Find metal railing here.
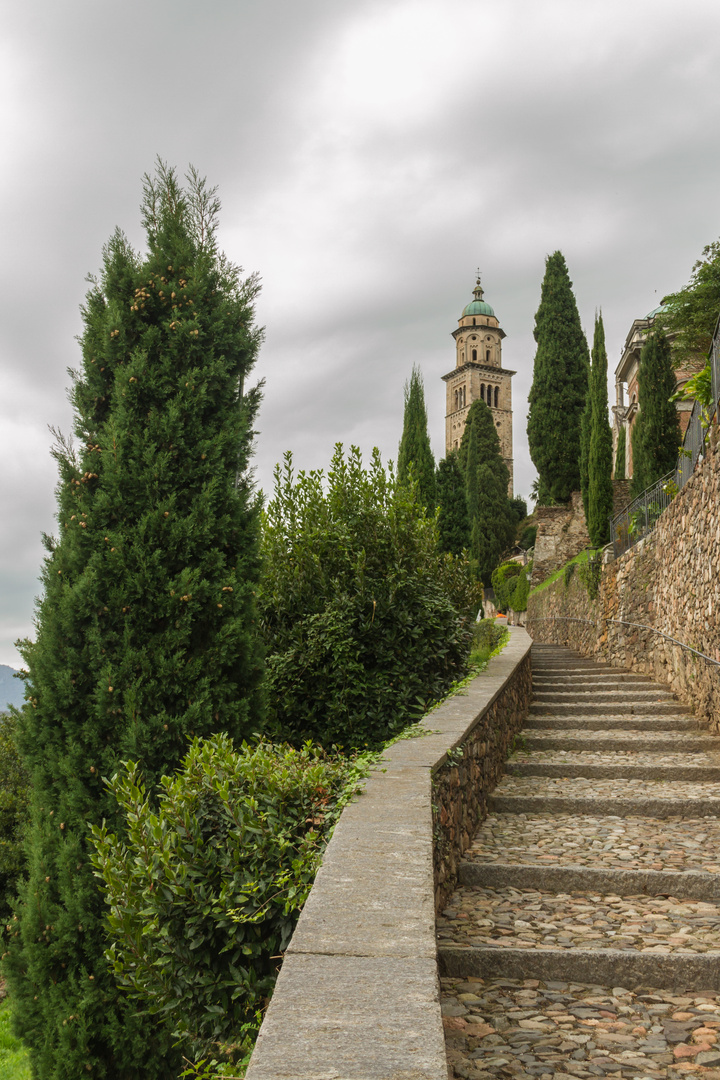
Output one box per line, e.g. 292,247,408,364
610,309,720,557
527,615,720,669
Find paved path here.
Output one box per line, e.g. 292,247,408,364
438,644,720,1080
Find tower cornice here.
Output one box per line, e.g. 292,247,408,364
442,361,516,382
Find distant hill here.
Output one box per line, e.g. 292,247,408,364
0,664,25,712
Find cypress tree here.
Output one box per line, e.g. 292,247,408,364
435,453,469,555
527,252,590,502
579,391,591,521
459,399,514,581
6,163,265,1079
587,313,614,547
630,329,679,497
397,364,436,510
615,425,626,480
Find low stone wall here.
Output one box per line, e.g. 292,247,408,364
245,628,532,1080
527,439,720,731
532,491,590,585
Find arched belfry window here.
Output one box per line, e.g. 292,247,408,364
472,348,477,362
454,389,459,410
494,385,499,407
486,349,491,364
480,383,485,402
472,318,476,326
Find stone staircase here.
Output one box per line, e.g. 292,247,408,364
438,644,720,1079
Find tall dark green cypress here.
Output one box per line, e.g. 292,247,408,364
527,252,590,502
587,313,614,547
459,399,514,581
6,164,265,1079
397,364,436,511
615,425,626,480
435,453,469,556
579,391,591,521
630,329,680,497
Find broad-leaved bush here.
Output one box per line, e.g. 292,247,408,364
260,445,482,748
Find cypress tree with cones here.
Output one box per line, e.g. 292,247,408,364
630,329,680,497
615,424,626,480
397,364,436,511
586,313,614,547
5,163,265,1080
527,252,590,502
435,452,469,556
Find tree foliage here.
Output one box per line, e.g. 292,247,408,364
435,453,469,556
615,425,626,480
5,162,264,1080
0,714,29,923
490,562,522,614
659,240,720,368
90,734,368,1072
397,365,436,511
509,570,530,613
630,330,680,497
259,445,482,750
527,252,590,502
459,400,514,581
586,314,614,547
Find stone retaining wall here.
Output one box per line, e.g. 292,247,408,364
245,629,533,1080
532,491,590,585
527,438,720,731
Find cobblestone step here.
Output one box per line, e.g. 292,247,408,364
458,863,720,902
530,701,692,715
533,691,677,704
489,776,720,817
518,731,717,751
526,715,699,730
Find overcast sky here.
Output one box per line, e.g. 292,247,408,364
1,0,719,667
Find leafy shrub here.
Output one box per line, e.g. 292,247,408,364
471,619,506,655
490,561,523,613
509,571,530,613
260,445,482,749
519,524,537,550
89,734,371,1070
0,714,30,923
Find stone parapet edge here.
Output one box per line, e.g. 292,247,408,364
245,627,532,1080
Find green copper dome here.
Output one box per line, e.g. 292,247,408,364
462,278,495,318
646,303,668,319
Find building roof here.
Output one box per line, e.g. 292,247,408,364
462,278,495,319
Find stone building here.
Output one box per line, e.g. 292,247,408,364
442,277,515,495
612,304,697,480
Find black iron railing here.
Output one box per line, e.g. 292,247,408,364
610,309,720,557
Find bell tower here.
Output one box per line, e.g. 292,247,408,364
442,276,515,495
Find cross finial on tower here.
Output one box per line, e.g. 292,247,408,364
473,271,484,301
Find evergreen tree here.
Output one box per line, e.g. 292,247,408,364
615,425,626,480
435,453,469,555
527,252,590,502
579,391,591,521
6,163,264,1080
658,239,720,368
459,400,514,581
587,313,614,547
630,329,680,497
397,364,436,510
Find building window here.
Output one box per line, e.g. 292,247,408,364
486,349,491,363
472,348,477,362
494,385,499,407
472,318,476,325
480,383,485,402
454,389,459,410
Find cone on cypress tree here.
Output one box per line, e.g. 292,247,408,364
435,452,469,555
615,425,626,480
5,163,265,1080
587,313,615,547
398,364,436,510
527,252,590,502
630,329,679,497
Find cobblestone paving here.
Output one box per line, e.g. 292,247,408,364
442,976,720,1079
496,777,720,800
438,888,720,953
439,645,720,1079
465,815,720,873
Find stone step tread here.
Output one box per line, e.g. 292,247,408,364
534,689,676,699
463,812,720,875
440,976,720,1080
513,750,720,764
526,715,700,730
530,702,692,715
437,885,720,956
520,729,716,745
494,776,720,801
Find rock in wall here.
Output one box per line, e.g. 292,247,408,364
532,491,590,585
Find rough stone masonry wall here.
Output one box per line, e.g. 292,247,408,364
527,437,720,731
532,490,590,584
245,629,532,1080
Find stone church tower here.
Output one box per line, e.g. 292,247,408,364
442,277,515,495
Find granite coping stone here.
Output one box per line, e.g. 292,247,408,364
245,628,532,1080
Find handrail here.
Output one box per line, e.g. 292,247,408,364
526,614,720,668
